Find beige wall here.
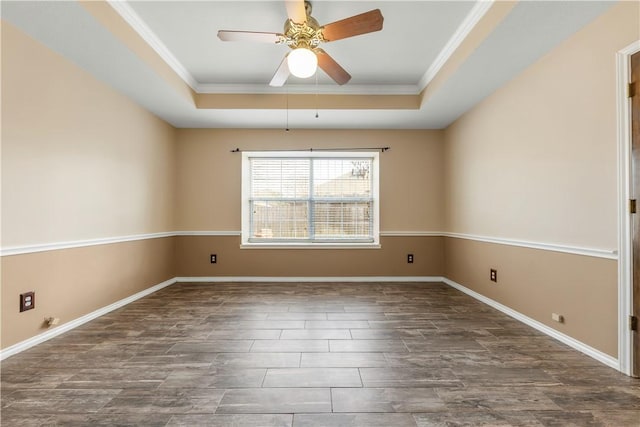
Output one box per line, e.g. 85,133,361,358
175,128,445,233
443,2,639,357
1,22,177,349
444,1,638,249
1,21,176,248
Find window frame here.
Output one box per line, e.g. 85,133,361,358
241,151,380,249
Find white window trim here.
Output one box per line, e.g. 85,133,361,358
241,151,380,249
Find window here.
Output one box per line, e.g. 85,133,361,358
241,151,379,247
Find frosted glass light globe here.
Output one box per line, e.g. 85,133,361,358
288,48,318,78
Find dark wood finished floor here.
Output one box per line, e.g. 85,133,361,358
2,282,639,426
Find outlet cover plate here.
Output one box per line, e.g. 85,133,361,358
20,291,35,312
490,269,497,282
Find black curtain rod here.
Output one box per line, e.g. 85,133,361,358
231,147,390,153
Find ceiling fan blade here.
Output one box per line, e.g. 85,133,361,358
269,54,291,87
285,0,307,24
316,49,351,85
217,30,283,43
321,9,383,42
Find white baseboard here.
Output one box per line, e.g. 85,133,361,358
0,277,177,361
175,276,443,283
1,275,620,373
441,277,619,370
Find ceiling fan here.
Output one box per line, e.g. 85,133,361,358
217,0,384,87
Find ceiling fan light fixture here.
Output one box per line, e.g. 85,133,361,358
287,48,317,78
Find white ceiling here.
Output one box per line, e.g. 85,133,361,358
2,1,615,129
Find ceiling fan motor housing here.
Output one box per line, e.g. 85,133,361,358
283,12,324,49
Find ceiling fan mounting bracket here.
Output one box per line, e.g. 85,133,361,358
282,18,325,49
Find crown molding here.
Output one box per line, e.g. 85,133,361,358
418,0,494,91
106,0,199,91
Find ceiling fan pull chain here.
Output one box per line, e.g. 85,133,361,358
315,71,319,119
285,85,290,131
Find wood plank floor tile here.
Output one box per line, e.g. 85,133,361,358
327,313,388,321
359,367,461,388
1,389,121,413
0,413,174,427
251,340,329,353
168,340,254,353
121,353,216,369
332,388,445,412
262,368,362,387
368,320,437,329
267,313,328,320
435,386,563,411
160,368,266,388
166,414,293,427
301,352,388,368
281,329,351,340
592,410,640,426
451,366,562,386
541,386,640,411
1,372,75,390
211,352,301,368
349,328,423,340
305,320,370,329
288,305,346,313
57,367,171,389
293,413,418,427
99,388,226,414
206,320,305,330
216,388,331,413
413,411,544,426
206,329,282,340
403,337,487,352
329,339,408,352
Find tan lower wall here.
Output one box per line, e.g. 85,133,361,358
444,237,618,357
1,237,175,350
175,236,444,278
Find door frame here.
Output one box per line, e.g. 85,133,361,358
617,40,640,376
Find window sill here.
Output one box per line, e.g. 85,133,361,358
240,243,381,250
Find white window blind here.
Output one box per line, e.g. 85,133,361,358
242,152,379,246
